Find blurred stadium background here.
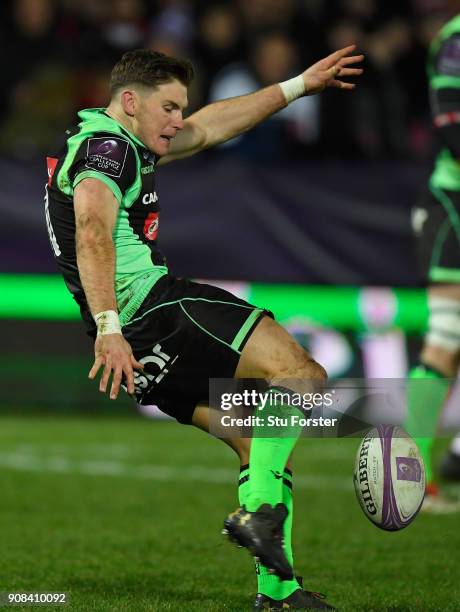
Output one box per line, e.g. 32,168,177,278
2,0,459,417
1,1,460,610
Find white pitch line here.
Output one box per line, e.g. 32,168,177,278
13,443,133,457
0,452,352,491
12,442,355,460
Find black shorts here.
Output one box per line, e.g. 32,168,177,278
122,275,272,424
414,185,460,284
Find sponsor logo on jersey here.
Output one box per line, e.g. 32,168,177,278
141,164,155,175
46,156,58,186
142,191,158,205
85,137,129,178
143,212,159,241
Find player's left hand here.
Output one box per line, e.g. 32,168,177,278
302,44,364,95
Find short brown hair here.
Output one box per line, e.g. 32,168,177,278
110,49,194,95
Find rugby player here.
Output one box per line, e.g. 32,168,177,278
45,46,363,610
405,13,460,513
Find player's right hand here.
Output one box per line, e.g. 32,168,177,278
88,334,144,400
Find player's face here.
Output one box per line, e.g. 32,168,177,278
135,80,188,155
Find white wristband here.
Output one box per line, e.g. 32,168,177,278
279,75,305,104
94,310,122,335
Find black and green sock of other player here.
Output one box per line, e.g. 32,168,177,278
404,364,451,483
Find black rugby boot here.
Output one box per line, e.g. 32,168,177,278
223,503,293,581
254,576,337,611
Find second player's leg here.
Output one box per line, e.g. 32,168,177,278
405,283,460,511
192,403,251,466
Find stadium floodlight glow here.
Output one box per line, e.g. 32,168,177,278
0,274,428,331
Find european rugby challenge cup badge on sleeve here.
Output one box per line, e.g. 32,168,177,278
85,137,129,178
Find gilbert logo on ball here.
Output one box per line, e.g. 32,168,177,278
353,425,425,531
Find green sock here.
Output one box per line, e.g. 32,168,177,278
404,364,450,483
245,387,304,512
238,465,299,600
277,468,299,599
282,468,294,567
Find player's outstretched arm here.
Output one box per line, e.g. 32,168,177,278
159,45,363,164
75,178,143,399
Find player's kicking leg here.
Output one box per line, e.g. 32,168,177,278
193,406,336,611
193,316,336,610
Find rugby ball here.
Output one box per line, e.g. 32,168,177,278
353,425,425,531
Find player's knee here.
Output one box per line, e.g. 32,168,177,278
270,347,327,382
307,359,328,382
293,353,328,381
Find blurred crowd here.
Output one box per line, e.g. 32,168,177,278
0,0,457,161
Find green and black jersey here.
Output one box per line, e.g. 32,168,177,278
428,15,460,191
414,16,460,283
45,108,168,333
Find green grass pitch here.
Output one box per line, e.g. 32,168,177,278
0,414,458,611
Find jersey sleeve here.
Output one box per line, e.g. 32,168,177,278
431,34,460,158
70,133,137,203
